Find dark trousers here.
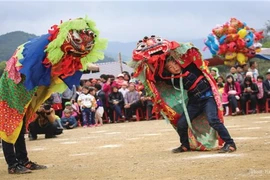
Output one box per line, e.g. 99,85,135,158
228,95,238,113
110,104,123,122
125,101,143,120
2,118,28,167
144,100,153,119
82,108,95,126
240,94,257,113
28,120,63,138
177,97,234,149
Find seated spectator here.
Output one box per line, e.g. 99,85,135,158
242,63,249,77
28,104,63,140
246,72,256,83
240,76,259,114
224,75,241,116
218,83,229,116
256,76,265,112
119,82,129,98
141,90,154,120
61,109,77,129
62,102,80,120
210,67,220,82
124,83,142,120
263,69,270,98
248,61,259,82
108,86,124,123
217,76,225,86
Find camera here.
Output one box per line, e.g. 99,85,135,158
43,104,51,110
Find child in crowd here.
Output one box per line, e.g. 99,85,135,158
119,82,129,98
257,76,265,112
78,86,97,127
95,98,104,126
61,109,77,129
218,83,229,116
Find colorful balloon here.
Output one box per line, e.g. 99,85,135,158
205,34,219,55
236,53,246,65
227,42,237,52
254,31,264,41
245,33,254,47
219,35,227,44
236,39,246,49
218,44,227,55
225,52,237,60
237,28,247,39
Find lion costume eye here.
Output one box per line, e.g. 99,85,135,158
72,30,82,43
137,43,146,50
155,37,163,42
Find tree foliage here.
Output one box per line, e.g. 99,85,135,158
0,61,6,77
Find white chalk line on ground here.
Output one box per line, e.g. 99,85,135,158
183,153,243,160
259,116,270,119
252,121,269,124
138,133,161,136
60,141,78,145
237,127,261,130
98,144,123,148
91,130,107,134
52,138,70,142
104,132,122,135
234,137,259,140
80,136,97,139
126,137,142,141
69,152,95,157
29,147,45,151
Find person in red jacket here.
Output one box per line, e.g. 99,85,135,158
224,75,242,116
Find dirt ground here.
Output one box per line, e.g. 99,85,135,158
1,113,270,180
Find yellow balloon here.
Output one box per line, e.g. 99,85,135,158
237,28,247,39
225,52,237,60
255,48,261,53
236,53,247,65
224,60,236,66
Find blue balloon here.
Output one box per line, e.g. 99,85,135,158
245,32,254,48
205,34,219,55
219,35,227,45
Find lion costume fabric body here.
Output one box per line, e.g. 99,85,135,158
0,17,107,144
130,36,223,150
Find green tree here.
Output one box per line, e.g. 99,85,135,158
263,40,270,48
0,61,6,76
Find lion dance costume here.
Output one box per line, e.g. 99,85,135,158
0,17,107,144
130,36,224,150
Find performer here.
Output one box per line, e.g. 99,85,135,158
130,35,236,153
0,17,107,174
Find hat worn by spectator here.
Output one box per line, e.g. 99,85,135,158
65,102,72,106
266,69,270,75
117,74,124,78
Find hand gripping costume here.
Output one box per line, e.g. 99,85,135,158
130,36,232,150
0,17,107,144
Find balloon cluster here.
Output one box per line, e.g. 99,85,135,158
205,18,264,66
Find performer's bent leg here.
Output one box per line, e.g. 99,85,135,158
15,120,29,163
176,102,201,149
204,97,234,144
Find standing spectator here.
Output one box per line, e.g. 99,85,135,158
115,74,128,89
61,85,76,110
218,83,229,116
240,76,259,114
129,72,138,84
210,67,220,81
248,61,259,82
108,86,125,123
224,75,241,116
124,83,142,120
227,66,241,83
256,76,265,112
123,72,131,82
242,64,249,77
236,65,244,84
263,69,270,98
85,79,92,87
51,92,63,117
95,83,107,121
78,86,97,127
